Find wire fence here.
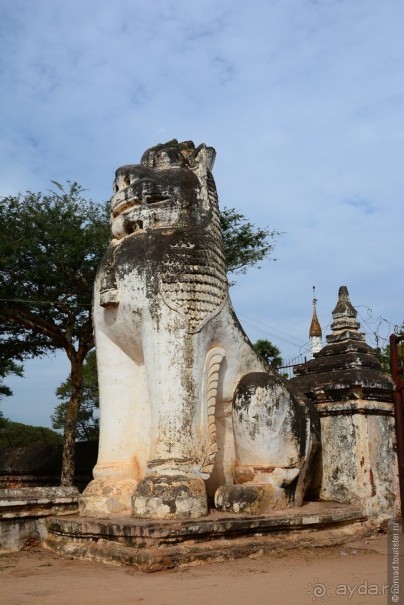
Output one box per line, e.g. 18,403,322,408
279,354,308,378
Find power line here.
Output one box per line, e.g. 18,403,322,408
238,312,305,347
0,298,91,307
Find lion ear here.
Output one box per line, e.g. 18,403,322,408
191,144,216,172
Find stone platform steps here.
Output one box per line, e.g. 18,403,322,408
44,501,369,572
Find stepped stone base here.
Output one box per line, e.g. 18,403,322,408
0,487,79,551
44,501,369,572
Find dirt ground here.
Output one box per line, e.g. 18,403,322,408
0,534,393,605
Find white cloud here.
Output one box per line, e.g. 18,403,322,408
0,0,403,425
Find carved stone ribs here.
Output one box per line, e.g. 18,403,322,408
162,232,227,333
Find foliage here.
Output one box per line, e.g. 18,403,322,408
253,339,283,370
0,182,109,360
220,207,281,277
377,323,404,377
48,202,280,442
0,182,110,483
0,180,279,482
51,350,99,441
0,358,23,400
0,416,62,448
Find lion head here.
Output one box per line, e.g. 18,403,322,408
110,140,216,240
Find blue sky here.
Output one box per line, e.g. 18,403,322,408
1,0,403,428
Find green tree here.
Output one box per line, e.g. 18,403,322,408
51,350,99,441
49,208,280,441
377,323,404,377
0,417,62,448
50,210,280,441
0,182,110,484
1,182,279,484
220,207,281,278
0,358,23,400
253,339,283,371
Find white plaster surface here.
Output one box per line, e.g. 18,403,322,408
81,142,316,518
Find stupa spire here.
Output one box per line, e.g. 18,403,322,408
309,286,322,357
326,285,365,344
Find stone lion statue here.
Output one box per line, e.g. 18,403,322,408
80,140,319,519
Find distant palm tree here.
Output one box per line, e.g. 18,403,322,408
253,339,283,371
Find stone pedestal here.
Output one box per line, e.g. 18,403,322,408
310,401,397,521
0,486,79,551
45,501,368,571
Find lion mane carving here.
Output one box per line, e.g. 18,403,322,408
79,140,319,519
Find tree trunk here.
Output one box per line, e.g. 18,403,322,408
61,355,84,486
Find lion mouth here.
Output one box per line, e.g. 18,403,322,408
112,195,174,218
112,198,141,218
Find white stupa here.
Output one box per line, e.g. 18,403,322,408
309,287,322,357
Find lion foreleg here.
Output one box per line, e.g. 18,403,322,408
132,325,213,519
79,329,149,517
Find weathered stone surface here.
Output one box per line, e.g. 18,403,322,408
0,486,79,551
1,518,47,552
78,479,137,518
0,486,79,518
291,286,398,523
215,483,292,514
45,502,368,571
81,140,319,519
308,405,397,521
133,476,207,519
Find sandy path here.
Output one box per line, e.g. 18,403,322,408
0,535,391,605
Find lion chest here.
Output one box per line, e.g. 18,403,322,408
98,229,227,332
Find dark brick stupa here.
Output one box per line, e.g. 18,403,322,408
292,286,393,403
290,286,398,524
